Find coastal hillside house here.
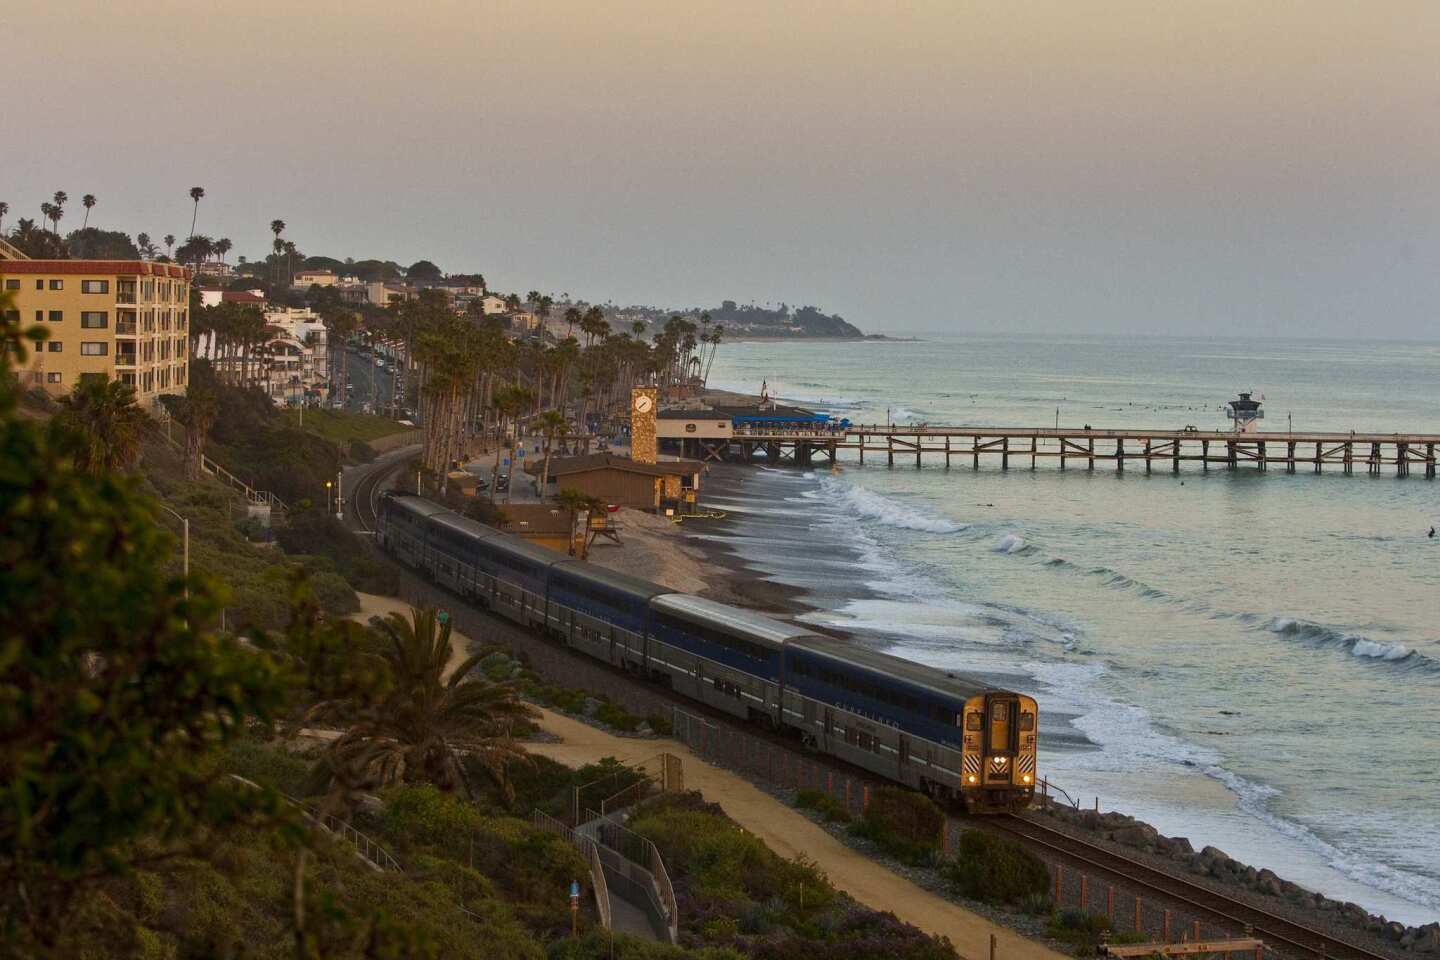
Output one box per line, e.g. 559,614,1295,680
508,310,540,332
365,281,412,306
199,288,267,308
292,269,337,289
1,259,191,407
480,293,509,315
193,260,236,279
194,306,329,406
539,452,704,512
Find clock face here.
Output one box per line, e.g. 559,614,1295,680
634,395,653,413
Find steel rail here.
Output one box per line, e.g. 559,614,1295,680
989,815,1393,960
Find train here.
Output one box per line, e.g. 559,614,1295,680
377,491,1038,813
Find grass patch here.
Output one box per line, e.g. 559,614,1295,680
794,788,852,824
280,407,411,445
1045,909,1147,955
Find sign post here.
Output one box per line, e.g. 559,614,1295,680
570,880,580,936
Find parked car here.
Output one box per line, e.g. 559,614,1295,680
495,474,510,493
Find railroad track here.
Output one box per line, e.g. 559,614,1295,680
349,446,419,532
988,815,1392,960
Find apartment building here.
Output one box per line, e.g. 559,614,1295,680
1,260,191,408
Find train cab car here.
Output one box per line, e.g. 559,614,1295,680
546,560,669,670
377,493,450,567
467,533,562,629
783,636,1037,812
425,510,501,599
647,595,803,723
959,690,1039,813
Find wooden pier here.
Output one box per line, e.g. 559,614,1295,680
711,426,1440,478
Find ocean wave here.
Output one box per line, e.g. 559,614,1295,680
1265,618,1440,674
811,477,964,534
994,533,1032,555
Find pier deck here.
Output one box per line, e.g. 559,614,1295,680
692,425,1440,478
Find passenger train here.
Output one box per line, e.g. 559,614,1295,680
378,492,1038,812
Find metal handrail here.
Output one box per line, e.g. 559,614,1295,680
533,809,611,931
583,809,678,944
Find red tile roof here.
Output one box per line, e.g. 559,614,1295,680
0,259,191,278
221,291,266,303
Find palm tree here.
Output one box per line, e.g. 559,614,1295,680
269,220,285,286
81,194,96,228
187,186,205,237
163,234,175,258
214,237,232,264
556,488,605,558
52,191,67,218
136,233,152,259
321,608,536,799
159,380,218,480
0,201,8,232
58,378,147,475
536,409,567,495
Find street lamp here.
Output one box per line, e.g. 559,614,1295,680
154,502,189,599
325,479,333,514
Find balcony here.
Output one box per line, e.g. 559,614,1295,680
115,320,137,336
116,285,137,305
115,351,137,368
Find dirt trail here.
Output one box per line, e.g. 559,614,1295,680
529,708,1067,960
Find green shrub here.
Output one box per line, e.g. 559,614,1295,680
1047,909,1114,954
795,788,851,823
547,931,745,959
349,438,378,463
219,738,316,798
595,700,641,732
381,783,485,847
646,712,673,736
849,786,943,865
941,829,1050,906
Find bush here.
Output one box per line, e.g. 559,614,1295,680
849,786,943,865
795,788,851,823
1047,909,1114,955
219,738,317,798
275,507,400,595
595,700,641,732
349,438,378,463
647,712,673,736
941,830,1050,906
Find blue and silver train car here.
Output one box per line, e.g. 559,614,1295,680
545,560,668,670
646,594,814,724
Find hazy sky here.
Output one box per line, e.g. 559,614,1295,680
8,1,1439,337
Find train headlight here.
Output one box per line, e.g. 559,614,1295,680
990,756,1006,766
1023,774,1032,784
967,774,978,783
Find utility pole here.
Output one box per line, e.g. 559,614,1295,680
335,470,344,520
154,503,190,600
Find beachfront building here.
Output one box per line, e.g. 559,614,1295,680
657,403,839,459
539,452,704,512
199,288,267,309
192,305,329,406
1,258,190,408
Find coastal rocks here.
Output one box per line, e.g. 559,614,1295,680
1037,800,1439,952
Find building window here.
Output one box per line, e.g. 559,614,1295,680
46,372,62,384
49,279,63,290
80,342,108,356
3,279,17,290
35,279,43,290
48,311,63,322
81,280,110,294
80,312,108,329
47,341,62,352
34,310,43,323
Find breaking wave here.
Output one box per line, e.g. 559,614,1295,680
811,477,964,534
1265,618,1440,674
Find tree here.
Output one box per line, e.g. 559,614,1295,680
52,190,67,221
535,409,567,495
214,236,232,264
135,231,155,259
188,186,205,237
81,193,95,227
320,608,535,800
163,233,175,257
406,259,443,282
159,379,219,480
57,377,148,474
0,201,8,232
555,488,605,557
64,228,140,260
0,286,288,950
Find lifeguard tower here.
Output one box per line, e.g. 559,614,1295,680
1226,392,1264,434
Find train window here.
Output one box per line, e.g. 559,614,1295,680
1020,712,1035,731
965,712,983,731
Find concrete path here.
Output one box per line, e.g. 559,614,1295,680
528,708,1068,960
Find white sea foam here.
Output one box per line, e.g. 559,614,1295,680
809,476,963,534
1351,638,1411,661
994,533,1029,554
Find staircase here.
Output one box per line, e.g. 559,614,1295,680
151,424,289,515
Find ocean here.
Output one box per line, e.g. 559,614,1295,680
700,334,1440,925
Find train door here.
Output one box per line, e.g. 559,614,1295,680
984,696,1016,787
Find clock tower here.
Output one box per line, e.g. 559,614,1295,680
630,387,658,464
